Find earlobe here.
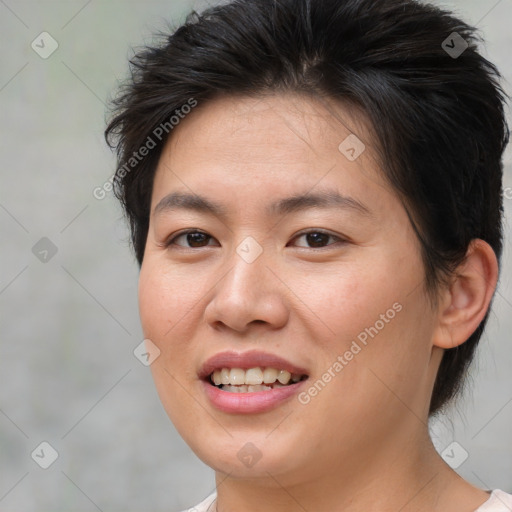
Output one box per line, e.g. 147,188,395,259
433,239,498,350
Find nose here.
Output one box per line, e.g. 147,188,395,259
203,245,289,333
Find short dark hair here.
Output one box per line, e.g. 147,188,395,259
105,0,509,417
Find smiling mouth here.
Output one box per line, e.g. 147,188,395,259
209,367,309,393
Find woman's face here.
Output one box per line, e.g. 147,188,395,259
138,93,441,483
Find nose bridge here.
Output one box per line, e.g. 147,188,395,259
205,235,288,331
224,234,273,300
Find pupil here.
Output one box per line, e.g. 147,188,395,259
307,232,328,247
188,232,208,247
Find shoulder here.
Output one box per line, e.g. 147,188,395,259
176,492,217,512
475,489,512,511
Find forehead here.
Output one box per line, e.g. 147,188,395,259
151,93,393,215
162,93,376,161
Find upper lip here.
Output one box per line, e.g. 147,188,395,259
199,350,309,380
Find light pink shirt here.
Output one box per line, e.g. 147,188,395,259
180,489,512,512
475,490,512,511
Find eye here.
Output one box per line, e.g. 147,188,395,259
166,229,218,248
290,230,345,249
165,229,346,250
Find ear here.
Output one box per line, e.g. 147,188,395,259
433,239,499,349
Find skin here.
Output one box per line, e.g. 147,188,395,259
138,93,498,512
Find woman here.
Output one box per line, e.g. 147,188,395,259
105,0,512,510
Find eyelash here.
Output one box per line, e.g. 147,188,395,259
164,229,346,250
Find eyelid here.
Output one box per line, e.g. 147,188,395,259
164,228,216,248
290,229,346,248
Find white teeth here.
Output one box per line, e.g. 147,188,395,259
277,370,291,385
210,366,305,390
220,368,230,385
229,368,246,385
245,367,263,385
223,383,275,393
262,367,278,384
212,371,222,386
247,384,272,392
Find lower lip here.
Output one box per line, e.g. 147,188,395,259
201,379,307,414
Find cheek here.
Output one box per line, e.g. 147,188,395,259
296,248,432,398
138,260,203,428
138,264,172,339
138,259,197,340
138,257,212,387
293,255,411,347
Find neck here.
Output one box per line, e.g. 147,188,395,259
213,425,487,512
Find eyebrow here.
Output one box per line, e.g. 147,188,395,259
153,189,371,219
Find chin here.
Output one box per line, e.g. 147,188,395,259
186,427,308,479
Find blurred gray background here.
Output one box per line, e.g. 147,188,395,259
0,1,511,511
